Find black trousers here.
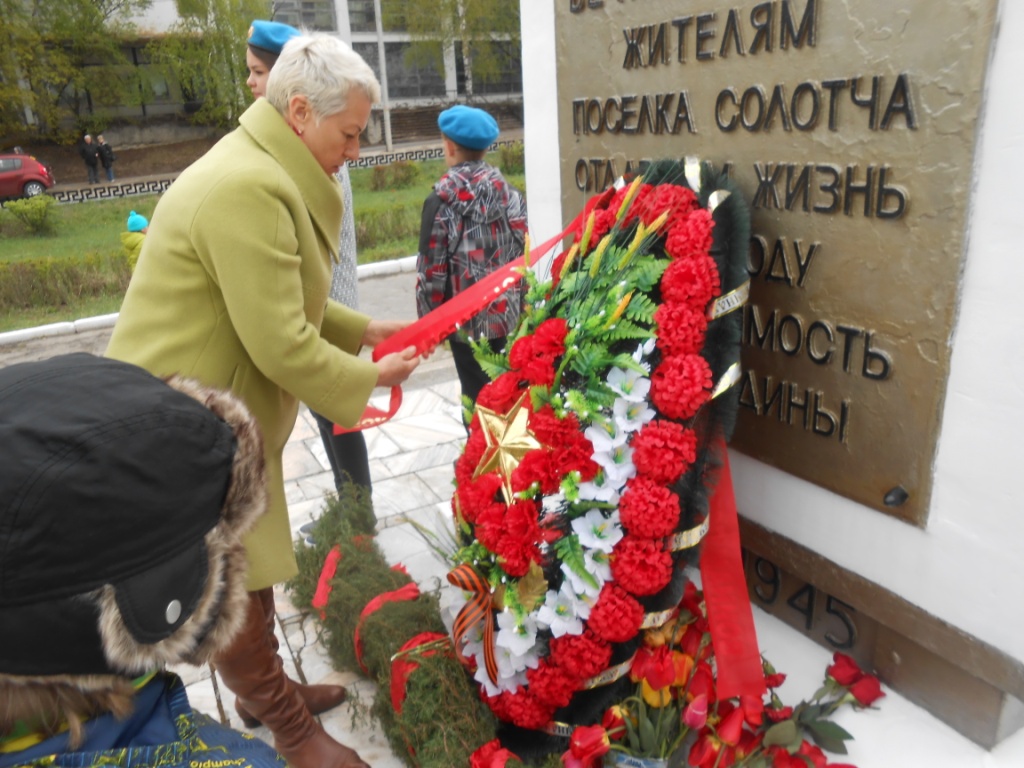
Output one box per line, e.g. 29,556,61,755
311,410,372,492
450,337,505,428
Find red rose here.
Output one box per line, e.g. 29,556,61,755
826,652,864,686
611,537,673,596
849,674,885,706
765,705,793,722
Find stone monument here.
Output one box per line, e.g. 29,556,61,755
521,0,1024,750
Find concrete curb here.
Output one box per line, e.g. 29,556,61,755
0,256,418,348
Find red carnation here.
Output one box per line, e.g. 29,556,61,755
494,501,543,577
660,253,721,312
611,537,673,596
455,426,488,489
478,372,525,413
572,206,617,247
616,183,654,224
618,477,680,538
638,184,698,229
474,503,505,553
665,207,714,260
654,302,708,357
650,354,713,421
631,421,698,486
487,690,552,730
551,434,600,483
549,630,612,680
509,319,567,386
526,660,580,709
456,474,504,525
588,584,644,643
528,406,581,446
511,448,560,495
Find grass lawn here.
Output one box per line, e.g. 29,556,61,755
0,153,525,332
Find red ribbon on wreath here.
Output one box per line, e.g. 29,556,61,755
354,581,422,673
311,545,342,620
390,631,450,714
699,443,767,700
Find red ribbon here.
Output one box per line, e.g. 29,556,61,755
354,581,421,674
446,563,499,684
699,443,767,700
389,631,450,714
311,545,342,620
333,223,580,434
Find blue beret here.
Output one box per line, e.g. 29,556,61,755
438,105,499,151
247,20,300,56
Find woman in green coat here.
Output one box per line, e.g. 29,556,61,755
105,33,419,768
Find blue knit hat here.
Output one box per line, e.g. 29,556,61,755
127,211,148,232
438,105,499,151
247,20,301,56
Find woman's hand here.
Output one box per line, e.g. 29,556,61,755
362,319,410,348
375,346,420,388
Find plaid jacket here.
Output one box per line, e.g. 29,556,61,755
415,161,527,340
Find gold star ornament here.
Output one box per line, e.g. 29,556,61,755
472,392,541,504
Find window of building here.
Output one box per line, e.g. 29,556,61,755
348,0,375,33
353,41,446,100
274,0,336,31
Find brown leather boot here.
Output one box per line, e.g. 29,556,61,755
214,591,368,768
234,588,347,728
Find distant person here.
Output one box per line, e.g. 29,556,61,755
246,20,374,513
121,210,149,271
105,33,419,768
97,133,116,182
79,134,99,184
415,104,527,420
0,353,285,768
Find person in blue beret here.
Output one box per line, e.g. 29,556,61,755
245,20,302,97
415,105,528,426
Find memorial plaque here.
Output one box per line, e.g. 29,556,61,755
555,0,999,525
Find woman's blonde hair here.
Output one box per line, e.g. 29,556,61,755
266,33,381,121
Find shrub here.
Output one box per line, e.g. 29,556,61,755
499,140,525,176
354,205,420,249
0,251,131,311
5,195,57,234
370,160,419,191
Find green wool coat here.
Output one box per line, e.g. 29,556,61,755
106,99,379,590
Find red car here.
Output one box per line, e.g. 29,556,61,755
0,152,55,201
